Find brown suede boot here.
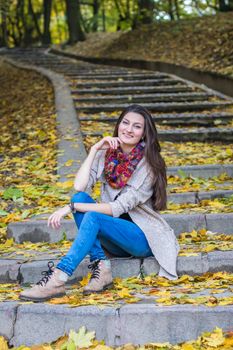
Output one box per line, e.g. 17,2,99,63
19,261,67,302
83,259,113,295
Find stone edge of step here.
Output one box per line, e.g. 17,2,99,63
2,56,87,183
6,213,233,244
49,48,233,100
1,249,233,284
2,300,233,347
167,163,233,178
82,127,233,136
168,189,233,204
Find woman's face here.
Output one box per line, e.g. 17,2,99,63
118,112,145,146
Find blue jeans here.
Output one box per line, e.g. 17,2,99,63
57,191,153,276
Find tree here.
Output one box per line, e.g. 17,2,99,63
137,0,154,24
219,0,233,11
65,0,85,44
42,0,52,45
0,0,8,46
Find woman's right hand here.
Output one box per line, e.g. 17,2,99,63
47,205,71,229
91,136,123,151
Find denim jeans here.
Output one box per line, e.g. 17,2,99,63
57,191,153,276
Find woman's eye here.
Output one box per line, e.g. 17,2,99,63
122,120,128,124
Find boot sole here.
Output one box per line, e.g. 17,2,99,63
83,282,114,295
19,292,66,303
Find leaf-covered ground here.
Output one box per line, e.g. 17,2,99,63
1,269,233,308
0,60,70,242
62,13,233,78
1,326,233,349
167,173,233,192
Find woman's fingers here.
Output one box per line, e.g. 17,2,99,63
48,212,62,229
108,137,121,149
95,136,122,150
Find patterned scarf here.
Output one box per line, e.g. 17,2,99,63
104,141,145,189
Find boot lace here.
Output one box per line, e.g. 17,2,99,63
88,259,101,280
36,261,55,286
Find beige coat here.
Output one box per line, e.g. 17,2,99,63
86,150,180,280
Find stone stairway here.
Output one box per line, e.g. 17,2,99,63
0,48,233,347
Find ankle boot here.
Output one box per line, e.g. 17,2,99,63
83,259,113,295
19,261,67,302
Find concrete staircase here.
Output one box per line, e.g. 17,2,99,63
0,47,233,347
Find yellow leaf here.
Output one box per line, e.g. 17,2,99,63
64,159,74,167
0,336,9,350
69,326,95,348
31,346,53,350
181,344,195,350
202,327,225,347
94,345,113,350
121,344,136,350
80,273,91,287
117,288,132,298
224,336,233,347
199,228,207,236
145,342,171,348
56,181,73,189
226,148,233,157
2,238,14,247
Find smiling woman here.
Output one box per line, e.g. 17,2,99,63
19,104,180,303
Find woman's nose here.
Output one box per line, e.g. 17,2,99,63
126,124,133,132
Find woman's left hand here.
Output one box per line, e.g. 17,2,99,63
47,205,71,229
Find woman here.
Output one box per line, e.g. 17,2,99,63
20,104,179,302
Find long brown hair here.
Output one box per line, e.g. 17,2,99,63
113,104,167,211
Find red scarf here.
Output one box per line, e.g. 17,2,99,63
104,142,145,189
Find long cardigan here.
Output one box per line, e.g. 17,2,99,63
86,149,180,280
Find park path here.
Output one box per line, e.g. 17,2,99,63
0,48,233,347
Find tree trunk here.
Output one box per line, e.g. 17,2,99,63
92,0,99,32
138,0,154,25
16,0,24,45
28,0,42,38
174,0,180,19
0,0,8,47
168,0,174,20
43,0,52,45
53,0,62,43
219,0,233,11
102,0,106,32
65,0,85,44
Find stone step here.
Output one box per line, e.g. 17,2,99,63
167,164,233,178
2,301,233,347
79,111,233,126
168,189,233,204
82,127,233,142
7,213,233,243
76,101,232,113
64,68,132,74
72,70,152,76
76,78,183,88
1,248,233,284
71,85,195,94
69,73,169,79
74,92,212,104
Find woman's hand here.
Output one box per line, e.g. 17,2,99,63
91,136,123,151
47,205,71,229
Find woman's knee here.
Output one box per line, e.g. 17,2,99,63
71,191,91,203
83,211,99,221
